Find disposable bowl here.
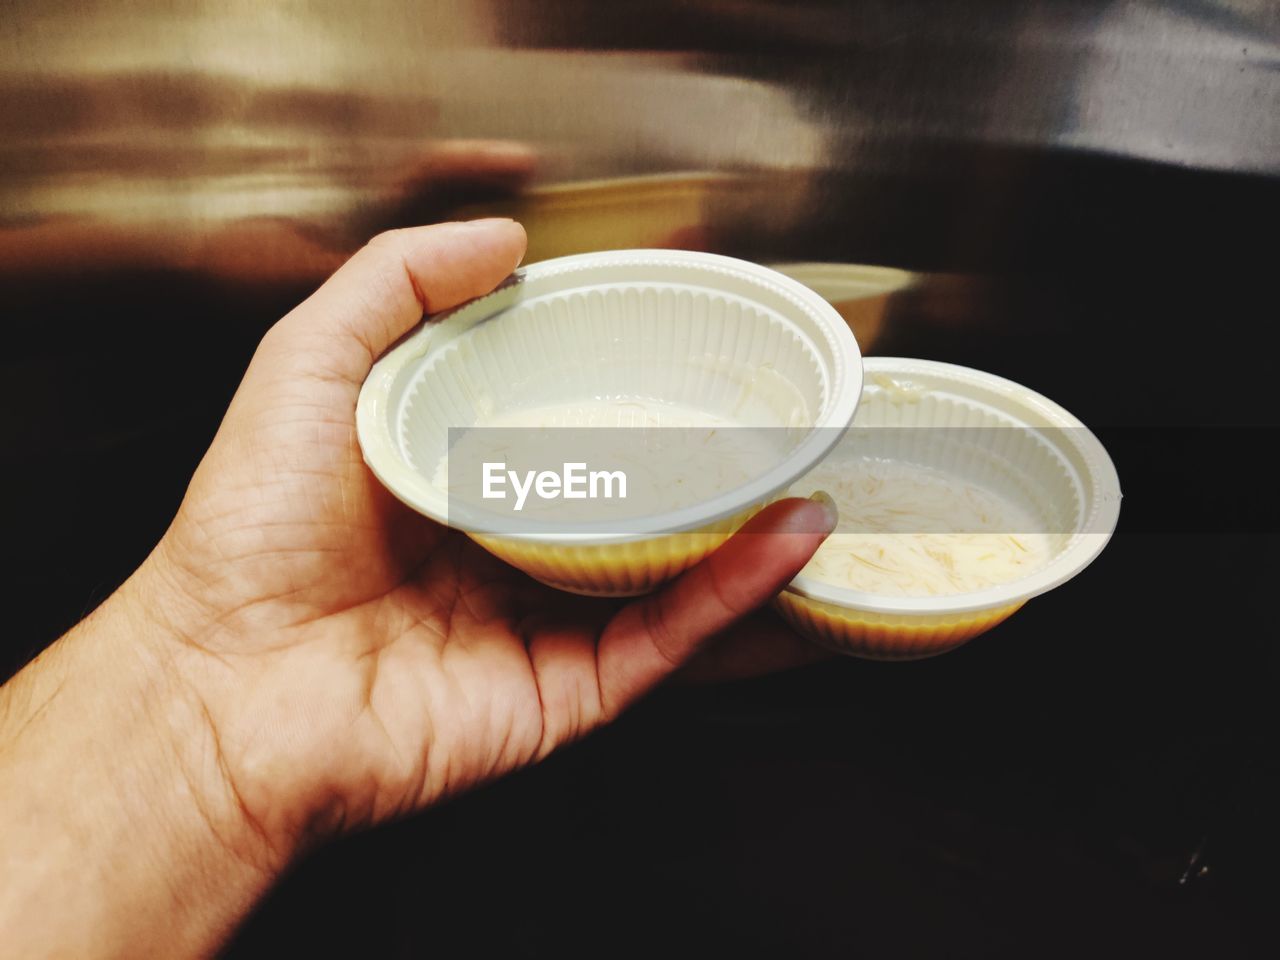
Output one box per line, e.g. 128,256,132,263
357,249,862,596
777,357,1121,659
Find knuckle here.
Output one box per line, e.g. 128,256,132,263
641,599,685,668
705,559,747,618
365,227,409,252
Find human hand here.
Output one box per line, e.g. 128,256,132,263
0,220,834,958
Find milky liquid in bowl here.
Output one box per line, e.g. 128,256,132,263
791,457,1055,597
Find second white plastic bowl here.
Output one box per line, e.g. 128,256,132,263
778,357,1122,658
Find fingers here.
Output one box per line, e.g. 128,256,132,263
595,496,837,717
270,219,528,384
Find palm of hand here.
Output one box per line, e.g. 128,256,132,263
144,222,829,863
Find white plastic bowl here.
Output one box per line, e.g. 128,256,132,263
357,249,863,595
777,357,1122,659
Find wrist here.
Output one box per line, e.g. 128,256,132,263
114,563,285,869
0,567,276,958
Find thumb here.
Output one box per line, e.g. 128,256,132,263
266,219,527,385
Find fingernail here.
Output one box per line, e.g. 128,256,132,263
463,216,516,227
807,490,839,531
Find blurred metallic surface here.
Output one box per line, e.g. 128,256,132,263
2,0,1276,281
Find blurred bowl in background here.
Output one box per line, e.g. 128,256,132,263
769,262,917,354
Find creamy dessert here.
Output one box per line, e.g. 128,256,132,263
793,457,1054,597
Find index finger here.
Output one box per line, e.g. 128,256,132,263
595,495,836,717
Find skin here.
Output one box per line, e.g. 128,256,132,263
0,219,836,959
